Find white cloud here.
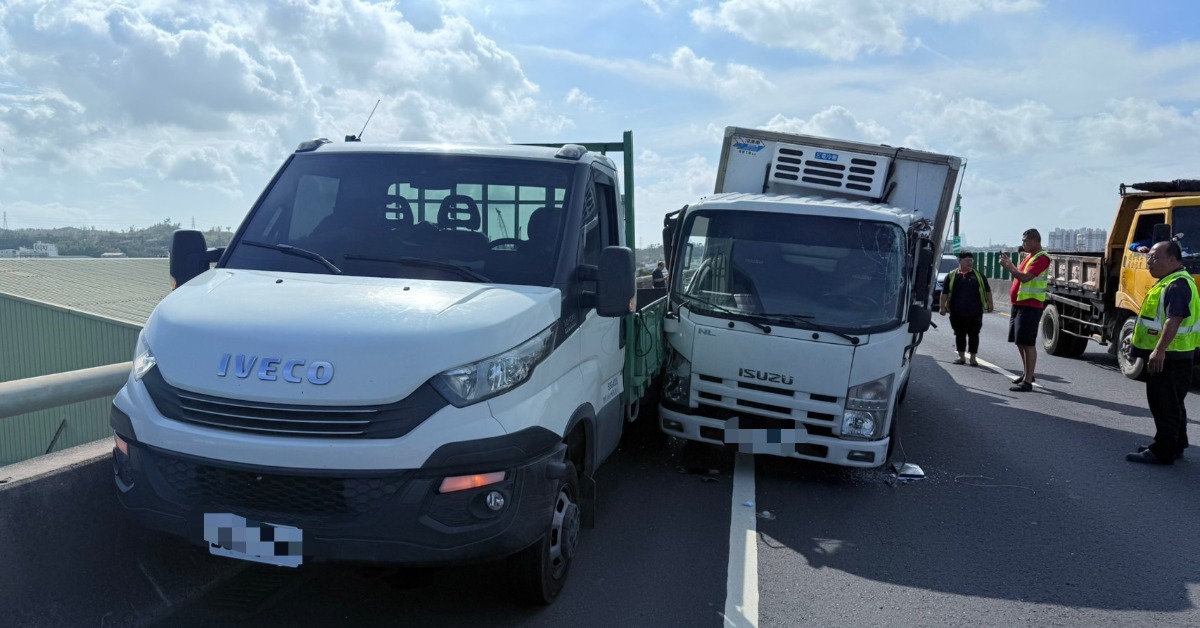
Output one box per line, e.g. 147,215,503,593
145,144,240,191
566,87,598,111
764,107,891,143
655,46,772,97
643,0,679,16
633,148,719,245
899,91,1059,157
1077,98,1200,156
691,0,1043,60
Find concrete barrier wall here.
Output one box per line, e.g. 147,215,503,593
0,439,242,628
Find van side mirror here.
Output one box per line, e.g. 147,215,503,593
596,246,636,317
1152,223,1173,244
908,304,932,334
170,230,220,288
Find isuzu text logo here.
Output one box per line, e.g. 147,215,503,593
738,368,793,385
218,354,334,385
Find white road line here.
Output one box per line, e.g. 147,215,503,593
974,356,1045,390
724,452,759,628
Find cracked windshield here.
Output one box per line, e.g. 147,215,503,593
673,210,906,332
224,152,574,286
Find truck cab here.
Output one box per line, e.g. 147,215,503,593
110,137,656,603
1040,180,1200,378
658,127,963,468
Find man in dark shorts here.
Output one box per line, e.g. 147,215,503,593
999,229,1051,392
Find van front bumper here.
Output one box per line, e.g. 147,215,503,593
111,406,564,566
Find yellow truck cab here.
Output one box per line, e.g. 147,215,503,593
1040,179,1200,378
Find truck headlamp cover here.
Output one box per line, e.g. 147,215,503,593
433,324,557,407
842,374,893,439
132,334,156,381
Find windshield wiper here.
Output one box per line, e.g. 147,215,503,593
675,294,771,333
343,254,490,283
760,312,861,345
241,240,342,275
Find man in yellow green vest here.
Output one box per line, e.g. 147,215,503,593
939,251,992,366
999,229,1051,392
1126,240,1198,465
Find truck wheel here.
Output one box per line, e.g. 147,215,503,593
1040,305,1076,357
510,462,580,605
1117,318,1145,380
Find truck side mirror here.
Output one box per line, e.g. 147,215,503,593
170,230,219,288
596,246,636,317
662,208,682,276
912,244,935,300
1152,223,1172,244
908,304,932,333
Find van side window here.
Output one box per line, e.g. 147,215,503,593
581,185,600,267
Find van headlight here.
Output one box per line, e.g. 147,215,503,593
432,324,557,407
842,374,893,439
663,351,691,405
132,334,156,381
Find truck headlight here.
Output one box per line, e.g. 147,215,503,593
132,334,156,381
842,374,893,439
432,324,556,407
663,351,691,405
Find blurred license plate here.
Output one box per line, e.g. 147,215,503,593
203,513,303,568
723,417,807,455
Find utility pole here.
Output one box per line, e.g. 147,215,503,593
2,211,7,230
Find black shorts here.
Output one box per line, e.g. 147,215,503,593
1008,305,1041,346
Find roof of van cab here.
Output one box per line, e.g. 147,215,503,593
300,141,618,170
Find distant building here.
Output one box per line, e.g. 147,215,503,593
9,241,60,257
1049,228,1107,252
100,252,127,258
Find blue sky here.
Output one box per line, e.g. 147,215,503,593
1,0,1199,248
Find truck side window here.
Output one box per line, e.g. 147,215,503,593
1129,212,1166,252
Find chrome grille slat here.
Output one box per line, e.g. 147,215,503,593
176,392,377,414
178,415,365,436
180,406,371,425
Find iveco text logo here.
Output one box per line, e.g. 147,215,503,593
738,368,793,385
217,354,334,385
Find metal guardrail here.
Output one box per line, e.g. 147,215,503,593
0,362,131,420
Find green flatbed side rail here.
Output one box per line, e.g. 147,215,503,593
626,289,668,405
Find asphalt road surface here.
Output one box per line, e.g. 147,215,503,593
157,312,1200,627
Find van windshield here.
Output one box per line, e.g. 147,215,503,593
672,210,907,333
223,152,575,286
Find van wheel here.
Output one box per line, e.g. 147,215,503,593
510,462,580,605
1117,318,1145,380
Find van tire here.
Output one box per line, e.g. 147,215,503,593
510,462,580,605
1117,317,1145,380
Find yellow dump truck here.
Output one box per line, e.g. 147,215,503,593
1040,180,1200,378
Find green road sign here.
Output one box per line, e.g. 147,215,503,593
951,235,961,254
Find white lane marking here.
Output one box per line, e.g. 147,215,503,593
974,356,1045,390
724,452,759,628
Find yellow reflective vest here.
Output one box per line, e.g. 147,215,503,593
1132,269,1200,353
1015,250,1050,303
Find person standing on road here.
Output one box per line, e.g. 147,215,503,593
999,229,1051,392
939,251,992,366
1126,240,1199,465
652,261,668,289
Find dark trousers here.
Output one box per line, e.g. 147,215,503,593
1145,359,1192,459
949,313,983,354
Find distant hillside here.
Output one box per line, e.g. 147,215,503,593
0,220,233,258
